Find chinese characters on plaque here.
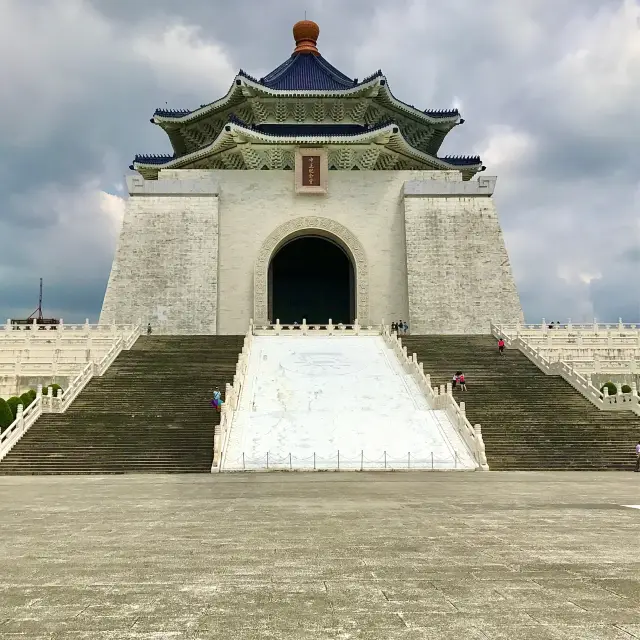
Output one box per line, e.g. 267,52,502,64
302,155,321,187
295,149,328,194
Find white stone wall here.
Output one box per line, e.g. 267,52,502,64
157,169,458,333
100,168,523,335
100,178,219,334
403,180,524,333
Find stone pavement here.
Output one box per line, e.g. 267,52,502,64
1,472,639,639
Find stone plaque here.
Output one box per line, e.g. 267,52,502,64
302,155,321,187
295,148,328,194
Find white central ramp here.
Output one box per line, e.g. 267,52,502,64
221,336,477,471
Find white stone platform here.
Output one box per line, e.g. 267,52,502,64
221,336,476,471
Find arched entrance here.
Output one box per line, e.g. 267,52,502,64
253,216,369,326
268,236,355,324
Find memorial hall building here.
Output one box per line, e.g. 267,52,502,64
100,20,524,335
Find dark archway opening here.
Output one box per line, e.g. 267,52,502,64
269,236,355,325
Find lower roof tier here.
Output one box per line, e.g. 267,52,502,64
132,120,483,180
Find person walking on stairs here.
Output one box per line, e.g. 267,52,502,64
498,337,505,355
458,372,467,391
452,373,458,390
147,323,152,335
635,441,640,472
211,388,223,413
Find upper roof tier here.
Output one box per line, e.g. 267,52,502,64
141,21,477,167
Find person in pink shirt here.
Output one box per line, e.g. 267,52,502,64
498,338,505,355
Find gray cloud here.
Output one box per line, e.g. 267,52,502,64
0,0,638,324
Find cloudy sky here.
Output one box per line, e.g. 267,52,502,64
0,0,638,324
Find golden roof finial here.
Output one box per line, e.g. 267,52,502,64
293,19,320,55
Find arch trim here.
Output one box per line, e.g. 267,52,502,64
254,217,369,325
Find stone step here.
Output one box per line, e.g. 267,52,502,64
402,335,640,471
0,335,245,475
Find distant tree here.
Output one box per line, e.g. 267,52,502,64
621,384,632,394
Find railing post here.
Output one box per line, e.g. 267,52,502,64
242,452,245,470
314,452,316,470
632,381,638,397
16,404,24,433
446,382,452,396
408,452,410,469
360,450,363,471
431,451,434,469
384,450,387,469
460,401,465,416
266,451,269,469
337,450,340,470
289,452,292,470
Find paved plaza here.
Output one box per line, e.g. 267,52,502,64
1,472,640,639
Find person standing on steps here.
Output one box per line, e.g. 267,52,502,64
211,388,223,413
498,337,505,355
458,372,467,391
147,323,152,335
452,372,458,391
635,441,640,472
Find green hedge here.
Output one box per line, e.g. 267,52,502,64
26,389,37,402
19,392,33,409
621,384,632,394
6,397,21,419
42,384,63,397
0,398,13,431
600,382,617,396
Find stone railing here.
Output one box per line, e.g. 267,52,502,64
493,319,640,349
0,318,139,334
381,327,489,470
212,325,254,471
252,318,380,336
0,323,142,462
491,323,640,417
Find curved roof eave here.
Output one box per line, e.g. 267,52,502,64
376,83,460,126
133,121,481,175
151,73,462,129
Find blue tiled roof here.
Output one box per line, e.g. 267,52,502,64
424,109,459,119
230,116,394,137
153,108,191,118
255,53,358,91
440,155,482,166
133,154,175,165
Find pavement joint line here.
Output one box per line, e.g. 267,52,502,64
614,623,640,639
395,612,408,627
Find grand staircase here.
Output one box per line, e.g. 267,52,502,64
402,335,640,470
0,336,244,474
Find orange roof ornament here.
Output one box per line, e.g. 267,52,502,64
293,20,320,55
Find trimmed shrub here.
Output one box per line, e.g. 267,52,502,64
600,381,617,396
42,384,64,397
26,389,37,402
6,396,21,419
0,398,13,431
621,384,633,394
19,392,33,409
